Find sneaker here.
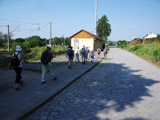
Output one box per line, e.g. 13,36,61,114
41,81,46,84
16,86,21,90
52,76,57,81
68,65,70,69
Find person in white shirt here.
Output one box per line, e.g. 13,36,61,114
75,47,80,63
7,45,29,90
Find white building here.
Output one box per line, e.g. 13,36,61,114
70,29,103,51
144,32,157,39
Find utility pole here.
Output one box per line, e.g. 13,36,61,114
50,22,52,45
95,0,98,36
7,25,10,52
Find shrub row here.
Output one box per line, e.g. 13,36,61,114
119,44,160,66
130,35,160,46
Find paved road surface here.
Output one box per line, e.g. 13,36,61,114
25,47,160,120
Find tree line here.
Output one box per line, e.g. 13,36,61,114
0,31,71,53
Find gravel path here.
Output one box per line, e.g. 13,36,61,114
24,47,160,120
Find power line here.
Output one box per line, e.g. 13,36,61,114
0,18,50,25
0,18,32,24
0,18,51,39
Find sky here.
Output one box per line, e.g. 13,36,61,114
0,0,160,41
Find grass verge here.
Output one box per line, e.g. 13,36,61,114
119,43,160,66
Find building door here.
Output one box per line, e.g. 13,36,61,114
74,39,79,50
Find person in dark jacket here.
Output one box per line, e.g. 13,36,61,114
41,44,57,84
67,46,74,69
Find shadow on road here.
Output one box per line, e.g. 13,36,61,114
63,62,159,119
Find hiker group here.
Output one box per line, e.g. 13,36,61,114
7,44,108,90
66,45,108,68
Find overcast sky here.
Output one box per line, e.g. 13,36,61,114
0,0,160,41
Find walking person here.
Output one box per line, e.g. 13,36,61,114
97,48,101,59
90,50,94,62
67,46,74,69
7,45,29,90
80,45,87,64
86,47,90,61
66,46,71,68
75,47,80,63
103,47,108,60
41,44,57,84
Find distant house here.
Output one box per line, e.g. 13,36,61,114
70,29,103,51
144,32,157,39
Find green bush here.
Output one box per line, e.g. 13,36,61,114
10,42,31,55
118,45,129,49
129,45,143,52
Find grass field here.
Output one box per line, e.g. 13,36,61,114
27,46,67,61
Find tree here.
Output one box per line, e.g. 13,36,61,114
117,40,127,46
14,38,25,43
97,15,111,42
52,37,71,46
64,37,71,46
25,36,45,48
0,32,3,47
0,32,10,48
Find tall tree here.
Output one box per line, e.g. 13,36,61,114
97,15,111,42
0,32,3,47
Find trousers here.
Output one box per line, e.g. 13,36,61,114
41,62,55,82
14,67,22,84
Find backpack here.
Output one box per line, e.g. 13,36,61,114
41,50,50,64
67,50,73,57
81,48,85,54
10,53,20,66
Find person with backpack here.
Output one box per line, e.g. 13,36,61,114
67,46,74,69
90,50,94,62
7,45,29,90
80,45,87,64
103,47,108,60
41,44,57,84
97,48,101,59
66,46,71,68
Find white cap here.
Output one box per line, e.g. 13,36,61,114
47,44,51,48
16,45,22,51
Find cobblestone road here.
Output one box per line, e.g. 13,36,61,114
24,47,160,120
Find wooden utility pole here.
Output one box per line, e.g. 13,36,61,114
7,25,10,52
50,22,52,45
